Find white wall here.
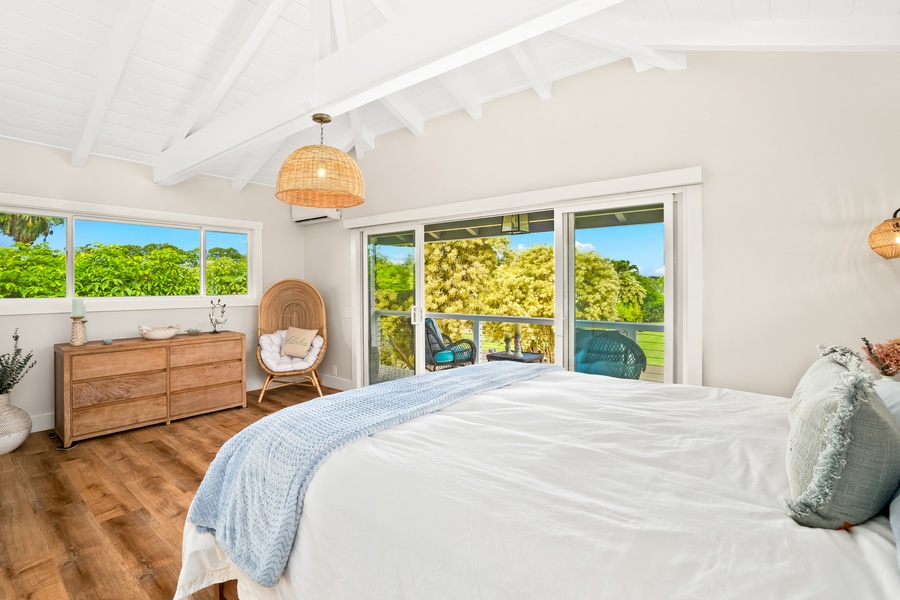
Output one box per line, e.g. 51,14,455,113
0,140,307,430
304,52,900,399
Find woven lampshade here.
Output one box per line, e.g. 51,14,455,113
868,208,900,259
275,113,365,208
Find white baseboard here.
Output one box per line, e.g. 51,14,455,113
31,412,55,433
320,374,353,391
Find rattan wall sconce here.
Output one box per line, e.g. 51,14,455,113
869,209,900,259
275,113,365,209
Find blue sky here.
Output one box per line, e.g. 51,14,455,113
382,222,664,277
1,219,246,254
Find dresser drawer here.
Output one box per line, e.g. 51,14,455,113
170,339,243,368
170,360,243,392
170,382,244,417
71,348,167,381
72,396,168,437
72,371,167,408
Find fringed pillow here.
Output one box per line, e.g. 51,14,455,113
786,345,900,529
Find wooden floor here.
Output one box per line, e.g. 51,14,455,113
0,385,335,600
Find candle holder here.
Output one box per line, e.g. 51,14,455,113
70,316,87,346
504,335,512,354
513,335,523,358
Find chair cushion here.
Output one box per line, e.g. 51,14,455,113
281,327,318,358
434,350,455,364
786,345,900,529
260,329,324,373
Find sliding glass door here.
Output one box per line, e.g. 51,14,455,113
364,228,423,384
556,196,674,382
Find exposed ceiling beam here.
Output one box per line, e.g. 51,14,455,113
153,0,623,186
636,16,900,52
311,0,332,59
380,95,424,136
370,0,398,21
173,0,292,141
330,0,349,49
559,13,687,71
349,109,375,158
438,71,483,119
231,140,283,193
71,0,151,168
509,42,551,100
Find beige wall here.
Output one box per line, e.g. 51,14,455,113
3,51,898,430
304,52,900,398
0,141,306,429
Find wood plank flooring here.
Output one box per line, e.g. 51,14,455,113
0,385,335,600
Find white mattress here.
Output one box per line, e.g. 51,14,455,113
175,370,900,599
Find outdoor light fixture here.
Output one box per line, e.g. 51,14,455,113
501,213,530,234
868,208,900,259
275,113,365,208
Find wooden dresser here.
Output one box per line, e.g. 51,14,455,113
54,331,246,448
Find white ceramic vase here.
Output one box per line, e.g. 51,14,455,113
0,392,32,455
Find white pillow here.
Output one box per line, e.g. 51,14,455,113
875,379,900,427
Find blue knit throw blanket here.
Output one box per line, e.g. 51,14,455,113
188,361,562,587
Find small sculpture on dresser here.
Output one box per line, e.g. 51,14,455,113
210,299,227,333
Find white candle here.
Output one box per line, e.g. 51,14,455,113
72,298,84,318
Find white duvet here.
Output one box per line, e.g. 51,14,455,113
175,370,900,599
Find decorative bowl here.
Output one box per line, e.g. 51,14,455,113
102,339,113,345
138,324,180,340
186,328,202,335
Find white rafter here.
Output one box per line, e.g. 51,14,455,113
71,0,151,168
311,0,333,59
349,109,375,158
380,95,425,136
231,141,284,193
173,0,293,142
635,16,900,52
438,71,483,120
510,42,552,100
153,0,623,186
370,0,398,21
559,12,687,71
330,0,350,49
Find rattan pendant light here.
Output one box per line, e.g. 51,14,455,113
868,208,900,259
275,113,365,208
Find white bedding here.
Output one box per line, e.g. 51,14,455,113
175,370,900,599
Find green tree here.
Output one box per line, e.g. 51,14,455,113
0,213,64,246
0,242,65,298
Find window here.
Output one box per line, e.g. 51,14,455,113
0,211,67,298
0,193,261,313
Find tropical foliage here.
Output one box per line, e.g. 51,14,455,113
371,237,664,368
0,242,247,298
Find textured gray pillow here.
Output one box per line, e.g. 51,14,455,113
786,345,900,529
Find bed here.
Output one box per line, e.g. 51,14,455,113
174,355,900,600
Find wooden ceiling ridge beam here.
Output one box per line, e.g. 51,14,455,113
173,0,294,142
71,0,152,168
634,16,900,52
510,42,552,100
153,0,623,186
558,12,687,71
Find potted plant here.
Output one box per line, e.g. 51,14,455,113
0,329,35,455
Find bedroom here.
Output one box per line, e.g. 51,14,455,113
1,1,899,598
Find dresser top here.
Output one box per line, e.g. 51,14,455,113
55,330,245,354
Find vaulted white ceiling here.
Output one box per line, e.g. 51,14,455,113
1,0,898,192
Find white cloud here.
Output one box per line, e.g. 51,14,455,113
654,266,665,276
517,244,527,250
575,241,595,251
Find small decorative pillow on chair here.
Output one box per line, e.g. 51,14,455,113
281,327,318,359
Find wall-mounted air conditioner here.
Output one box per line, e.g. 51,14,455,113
291,205,342,225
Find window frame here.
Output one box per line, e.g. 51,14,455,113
0,192,263,316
